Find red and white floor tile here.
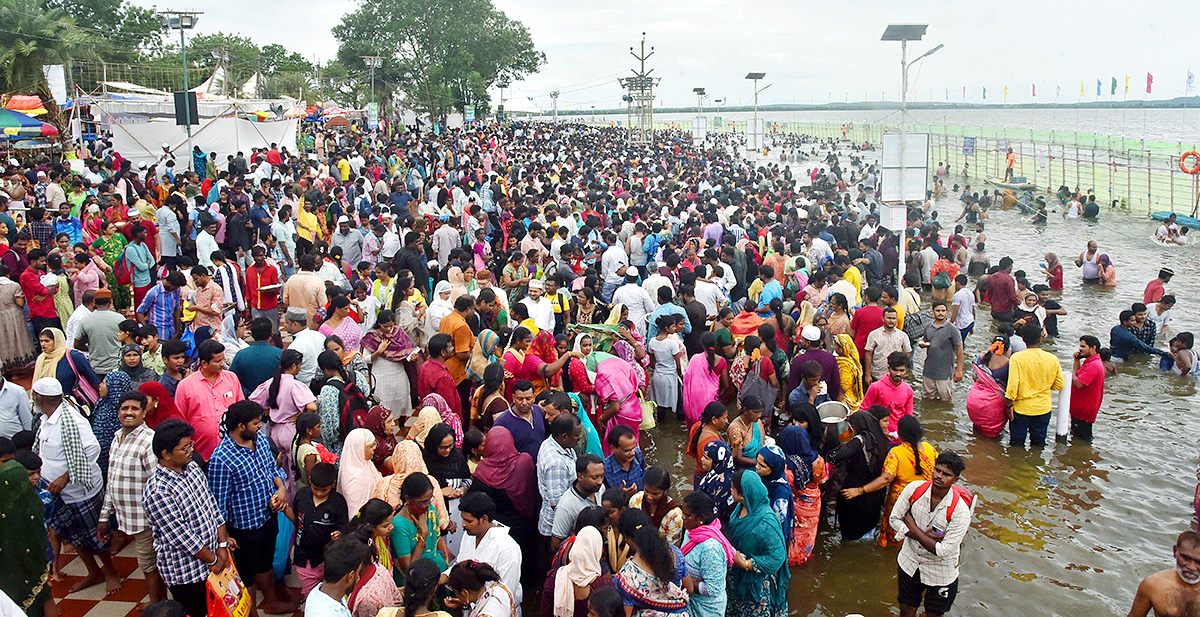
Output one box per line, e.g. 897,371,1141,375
53,544,304,617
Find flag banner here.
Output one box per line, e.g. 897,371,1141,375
1111,77,1118,95
1056,84,1061,97
1147,72,1154,93
1097,79,1101,96
1032,83,1036,97
962,86,966,98
1080,81,1085,96
945,88,949,100
1188,71,1195,94
1125,75,1130,94
1004,85,1008,99
982,86,986,99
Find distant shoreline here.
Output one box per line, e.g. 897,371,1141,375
550,96,1200,116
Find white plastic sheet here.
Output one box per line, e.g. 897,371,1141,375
109,116,298,169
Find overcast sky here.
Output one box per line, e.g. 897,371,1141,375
133,0,1200,109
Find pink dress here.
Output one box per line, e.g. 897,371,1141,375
682,353,727,428
320,316,364,352
594,357,642,455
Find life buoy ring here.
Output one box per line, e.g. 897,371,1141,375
1180,151,1200,174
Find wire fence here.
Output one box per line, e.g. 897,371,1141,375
570,116,1199,216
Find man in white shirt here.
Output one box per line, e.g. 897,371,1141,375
431,218,461,269
950,275,976,340
600,230,628,303
803,231,834,269
0,375,32,439
450,492,524,613
196,219,220,269
641,261,673,308
693,265,728,317
520,279,556,332
285,308,324,385
612,272,655,335
64,289,96,354
305,540,368,617
827,267,859,308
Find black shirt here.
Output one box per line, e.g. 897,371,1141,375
293,487,349,568
1042,300,1062,337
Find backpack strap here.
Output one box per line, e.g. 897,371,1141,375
909,481,974,522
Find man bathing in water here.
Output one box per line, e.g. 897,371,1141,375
1128,531,1200,617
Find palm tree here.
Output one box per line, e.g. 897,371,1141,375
0,0,90,132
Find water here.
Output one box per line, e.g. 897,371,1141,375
637,189,1200,616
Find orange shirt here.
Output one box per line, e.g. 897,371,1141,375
439,310,475,384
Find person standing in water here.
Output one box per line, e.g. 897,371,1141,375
1128,531,1200,617
1075,241,1100,284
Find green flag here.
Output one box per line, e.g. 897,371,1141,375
982,86,986,99
1111,77,1118,95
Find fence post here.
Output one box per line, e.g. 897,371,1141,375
1147,153,1153,215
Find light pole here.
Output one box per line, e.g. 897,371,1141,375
159,10,201,170
550,91,559,123
745,72,769,151
497,79,510,121
693,87,705,136
881,23,941,284
360,56,383,104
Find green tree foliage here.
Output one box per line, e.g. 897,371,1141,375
0,0,90,129
41,0,163,62
332,0,543,122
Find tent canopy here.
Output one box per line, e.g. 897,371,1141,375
4,95,47,116
0,108,58,139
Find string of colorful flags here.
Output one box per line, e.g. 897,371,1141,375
933,72,1194,101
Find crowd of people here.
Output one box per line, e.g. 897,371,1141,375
0,119,1190,617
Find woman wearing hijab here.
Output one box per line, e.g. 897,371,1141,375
754,445,795,545
423,423,472,496
467,329,504,384
1040,252,1063,291
726,471,789,617
778,424,825,565
408,406,443,447
422,393,463,447
563,334,596,408
339,428,384,516
832,410,889,542
363,309,418,418
424,281,455,342
447,266,471,303
138,381,185,429
33,327,100,402
856,415,937,547
355,405,398,473
0,460,54,617
679,491,733,617
547,526,610,617
697,440,736,521
530,329,563,391
118,343,158,387
467,427,539,595
93,361,134,472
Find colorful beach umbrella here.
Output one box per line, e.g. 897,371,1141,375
4,95,47,116
0,108,58,138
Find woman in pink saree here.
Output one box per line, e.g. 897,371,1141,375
681,332,729,429
593,355,642,455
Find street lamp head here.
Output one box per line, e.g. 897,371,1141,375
745,72,765,80
178,14,197,29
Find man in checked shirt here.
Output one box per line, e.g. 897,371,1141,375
96,391,165,607
143,419,234,617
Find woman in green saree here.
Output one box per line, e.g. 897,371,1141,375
0,459,55,617
726,470,789,617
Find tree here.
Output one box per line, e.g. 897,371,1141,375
41,0,163,62
333,0,543,122
0,0,90,131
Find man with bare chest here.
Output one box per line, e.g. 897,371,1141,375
1129,532,1200,617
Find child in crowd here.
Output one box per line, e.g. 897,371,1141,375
15,450,60,581
287,462,349,597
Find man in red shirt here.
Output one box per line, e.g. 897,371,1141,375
1068,335,1105,442
265,144,283,167
1142,268,1173,305
244,246,280,333
20,248,61,333
988,257,1019,322
416,333,461,422
849,286,885,363
123,208,159,259
859,351,914,444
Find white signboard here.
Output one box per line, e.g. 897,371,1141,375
693,116,707,141
880,132,929,202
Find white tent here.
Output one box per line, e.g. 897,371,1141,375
239,72,262,99
192,66,230,97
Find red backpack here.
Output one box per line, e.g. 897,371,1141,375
908,481,974,522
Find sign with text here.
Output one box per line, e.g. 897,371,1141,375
880,132,929,203
962,136,976,156
367,102,379,130
464,105,475,122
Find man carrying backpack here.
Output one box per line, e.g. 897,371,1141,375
889,451,973,617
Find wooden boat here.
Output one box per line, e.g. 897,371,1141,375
986,176,1037,191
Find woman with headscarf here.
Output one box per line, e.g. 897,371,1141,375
467,329,504,384
0,460,54,617
118,343,157,387
777,423,825,565
593,353,643,456
681,333,728,429
546,526,610,617
421,393,463,447
374,440,450,527
424,281,455,342
833,333,864,411
755,445,795,546
138,380,185,429
1040,252,1063,291
92,363,133,472
832,410,889,542
697,440,736,521
355,405,398,473
726,471,789,617
467,427,540,594
339,428,383,516
679,491,732,617
447,266,472,303
1097,254,1117,287
563,333,596,405
362,309,417,418
530,329,564,390
424,423,472,496
408,405,443,447
33,327,100,402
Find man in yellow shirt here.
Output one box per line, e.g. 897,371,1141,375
336,155,351,182
1004,322,1065,448
296,200,323,255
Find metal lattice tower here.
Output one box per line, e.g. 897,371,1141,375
618,33,658,144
